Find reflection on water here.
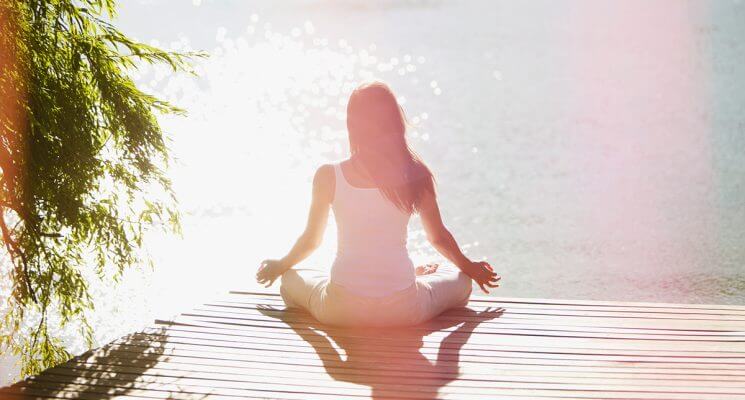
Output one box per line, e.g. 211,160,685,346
2,0,745,385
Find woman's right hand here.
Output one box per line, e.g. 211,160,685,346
462,261,500,294
256,259,291,287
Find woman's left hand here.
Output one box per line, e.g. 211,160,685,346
256,259,290,287
462,261,501,294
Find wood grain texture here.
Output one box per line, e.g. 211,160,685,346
2,291,744,399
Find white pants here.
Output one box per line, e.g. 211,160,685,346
280,265,473,327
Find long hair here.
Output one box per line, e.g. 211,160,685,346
346,82,435,214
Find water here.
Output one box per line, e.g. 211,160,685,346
2,0,745,385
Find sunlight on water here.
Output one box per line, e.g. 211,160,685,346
84,11,442,343
112,0,745,335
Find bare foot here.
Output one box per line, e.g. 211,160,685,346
415,263,439,276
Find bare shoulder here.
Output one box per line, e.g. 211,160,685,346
312,164,335,202
314,164,335,183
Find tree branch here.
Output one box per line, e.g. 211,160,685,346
0,208,38,304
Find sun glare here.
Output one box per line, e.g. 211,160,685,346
123,14,436,322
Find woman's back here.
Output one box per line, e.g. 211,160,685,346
329,161,416,297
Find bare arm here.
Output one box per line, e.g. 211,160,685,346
419,188,500,293
256,164,333,286
278,165,333,267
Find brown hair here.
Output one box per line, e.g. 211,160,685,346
346,82,435,214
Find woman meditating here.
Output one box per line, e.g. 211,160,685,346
256,82,500,327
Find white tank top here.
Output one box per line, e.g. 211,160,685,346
329,162,416,297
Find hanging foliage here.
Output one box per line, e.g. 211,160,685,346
0,0,202,376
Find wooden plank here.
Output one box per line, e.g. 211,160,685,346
45,358,745,390
221,294,745,322
20,368,745,399
137,327,745,359
158,316,745,353
29,364,745,396
195,303,745,335
73,341,745,373
54,354,745,384
66,343,745,379
68,332,743,376
4,381,371,400
113,332,745,366
0,391,158,400
220,292,745,316
2,381,679,400
228,291,745,312
209,297,745,331
147,322,745,356
164,313,745,348
128,331,745,363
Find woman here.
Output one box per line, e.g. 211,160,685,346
256,82,500,327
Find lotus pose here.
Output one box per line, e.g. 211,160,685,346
256,82,500,327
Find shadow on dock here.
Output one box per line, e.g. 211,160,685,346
0,327,208,399
257,304,504,400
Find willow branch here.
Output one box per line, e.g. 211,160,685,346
0,208,38,304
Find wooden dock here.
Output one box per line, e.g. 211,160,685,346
2,291,745,399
